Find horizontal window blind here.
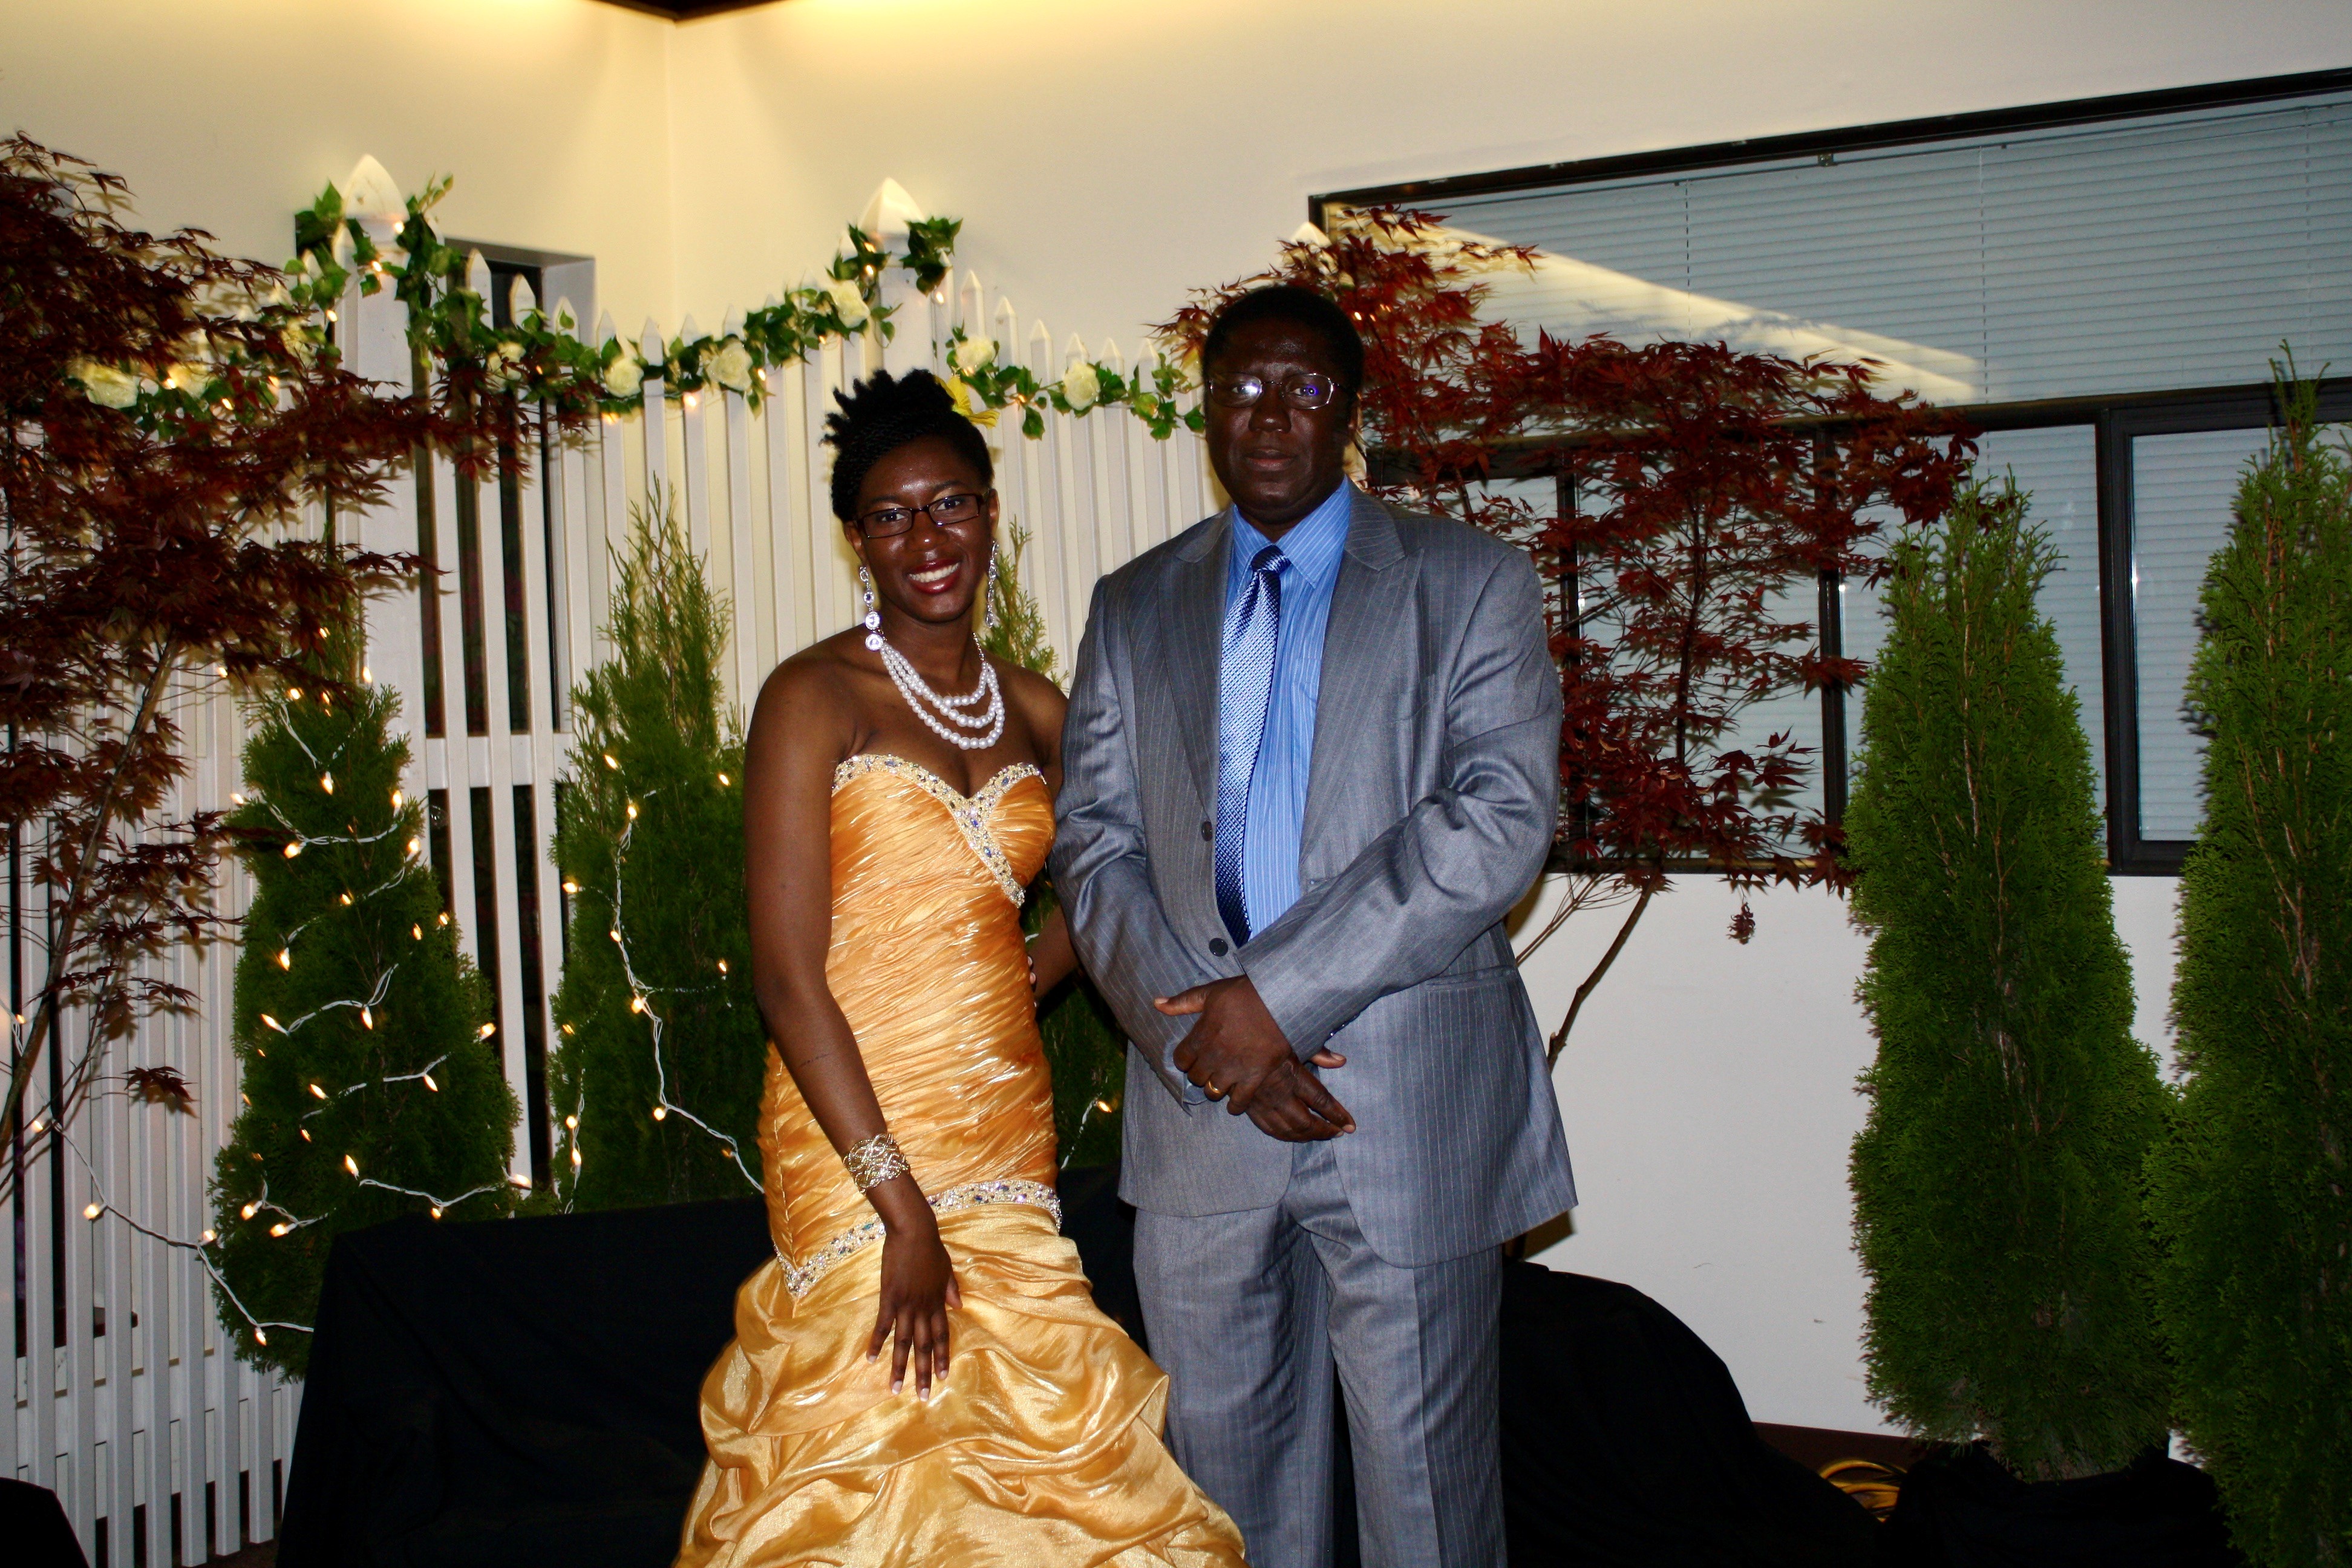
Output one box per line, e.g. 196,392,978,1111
1843,426,2105,812
1439,94,2352,405
2132,426,2273,840
1387,90,2352,865
1717,582,1827,826
1986,426,2105,809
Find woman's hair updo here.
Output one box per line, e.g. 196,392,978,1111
822,368,994,524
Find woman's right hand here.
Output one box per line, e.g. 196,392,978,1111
868,1212,961,1398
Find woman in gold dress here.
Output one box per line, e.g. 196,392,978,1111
677,370,1246,1567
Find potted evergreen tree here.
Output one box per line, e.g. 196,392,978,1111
1845,477,2180,1517
2151,371,2351,1568
211,626,517,1373
547,500,763,1210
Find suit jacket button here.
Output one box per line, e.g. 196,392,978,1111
1209,938,1229,957
1200,819,1213,840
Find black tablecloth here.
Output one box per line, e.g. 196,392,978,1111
276,1194,771,1566
1881,1443,2236,1567
279,1169,1877,1566
1499,1262,1878,1566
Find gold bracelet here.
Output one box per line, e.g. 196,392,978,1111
841,1131,909,1192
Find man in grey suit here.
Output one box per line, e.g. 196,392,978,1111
1051,284,1576,1567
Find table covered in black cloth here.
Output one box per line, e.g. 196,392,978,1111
278,1166,1876,1566
1498,1263,1877,1565
275,1190,772,1566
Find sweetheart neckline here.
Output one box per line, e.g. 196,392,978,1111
831,753,1042,906
830,752,1043,807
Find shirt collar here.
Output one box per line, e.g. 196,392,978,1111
1229,480,1354,589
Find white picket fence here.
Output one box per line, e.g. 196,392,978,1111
5,204,1217,1563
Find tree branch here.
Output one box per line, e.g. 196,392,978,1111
1547,880,1656,1067
0,639,178,1162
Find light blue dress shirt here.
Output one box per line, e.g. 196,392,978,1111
1221,480,1354,937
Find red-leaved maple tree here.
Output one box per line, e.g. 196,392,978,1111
1164,210,1972,1059
0,138,571,1194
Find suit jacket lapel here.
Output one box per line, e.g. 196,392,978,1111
1142,511,1229,812
1301,491,1413,860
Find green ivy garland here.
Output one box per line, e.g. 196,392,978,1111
285,178,1203,440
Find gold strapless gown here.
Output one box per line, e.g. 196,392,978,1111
678,753,1246,1567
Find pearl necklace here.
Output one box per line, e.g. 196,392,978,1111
876,636,1005,751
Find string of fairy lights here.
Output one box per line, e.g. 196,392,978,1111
31,1102,316,1348
550,765,761,1206
37,1080,518,1349
54,682,524,1347
22,684,756,1342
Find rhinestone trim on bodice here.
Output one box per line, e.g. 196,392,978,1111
830,753,1041,907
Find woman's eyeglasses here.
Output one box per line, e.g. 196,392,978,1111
1204,372,1345,411
857,491,988,538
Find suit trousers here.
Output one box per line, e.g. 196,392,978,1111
1131,1139,1504,1568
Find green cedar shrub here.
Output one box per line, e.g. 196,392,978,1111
984,518,1124,1167
981,517,1062,684
2150,373,2352,1567
211,626,515,1377
1846,475,2170,1481
547,498,762,1208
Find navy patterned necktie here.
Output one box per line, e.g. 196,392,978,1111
1215,544,1286,946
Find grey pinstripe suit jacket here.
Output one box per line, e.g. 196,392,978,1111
1051,486,1577,1267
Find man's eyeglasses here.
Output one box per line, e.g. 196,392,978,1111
1204,372,1346,411
857,491,989,538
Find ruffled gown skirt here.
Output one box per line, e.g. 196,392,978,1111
679,1206,1242,1566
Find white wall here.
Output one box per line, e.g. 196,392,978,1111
0,0,681,330
667,0,2352,348
7,0,2319,1439
13,0,2347,356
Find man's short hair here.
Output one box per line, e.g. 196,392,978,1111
1201,284,1365,397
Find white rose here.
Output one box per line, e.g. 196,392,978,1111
953,335,996,374
166,361,212,396
69,359,139,409
603,353,644,399
825,278,869,331
704,338,754,394
1060,361,1101,414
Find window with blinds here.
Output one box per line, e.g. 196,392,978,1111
1336,82,2352,870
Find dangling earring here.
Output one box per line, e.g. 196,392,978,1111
982,550,999,636
859,564,882,651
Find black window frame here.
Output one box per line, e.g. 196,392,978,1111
1319,68,2352,875
1915,381,2352,873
